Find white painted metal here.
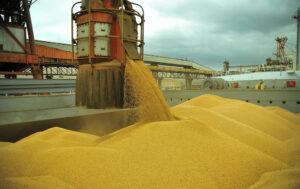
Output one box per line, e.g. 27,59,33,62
0,25,25,53
94,23,110,36
94,23,110,56
77,23,89,38
77,23,90,57
215,71,300,89
94,38,109,56
218,71,300,81
77,39,89,57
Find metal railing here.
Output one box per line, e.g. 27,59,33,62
0,79,76,95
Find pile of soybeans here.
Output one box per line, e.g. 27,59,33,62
0,58,300,188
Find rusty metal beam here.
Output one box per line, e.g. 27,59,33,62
0,72,32,75
22,0,36,55
22,0,42,79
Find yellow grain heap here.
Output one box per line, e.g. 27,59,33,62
0,59,300,188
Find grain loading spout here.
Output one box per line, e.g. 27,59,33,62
72,0,144,109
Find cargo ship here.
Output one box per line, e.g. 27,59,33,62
195,35,300,113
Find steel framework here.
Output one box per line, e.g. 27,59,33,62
0,0,42,78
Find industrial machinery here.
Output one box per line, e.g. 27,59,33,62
0,0,42,79
71,0,144,109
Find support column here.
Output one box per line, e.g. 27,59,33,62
23,0,36,55
157,78,162,89
185,78,193,90
23,0,42,79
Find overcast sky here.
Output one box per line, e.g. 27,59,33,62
30,0,299,70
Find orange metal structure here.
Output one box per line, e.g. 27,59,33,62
75,0,124,65
71,0,144,66
35,44,77,60
0,0,42,79
72,0,145,109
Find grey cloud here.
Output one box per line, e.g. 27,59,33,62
149,0,298,33
30,0,299,70
141,0,298,69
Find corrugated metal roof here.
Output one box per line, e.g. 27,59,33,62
144,54,212,71
34,40,213,71
34,40,75,52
